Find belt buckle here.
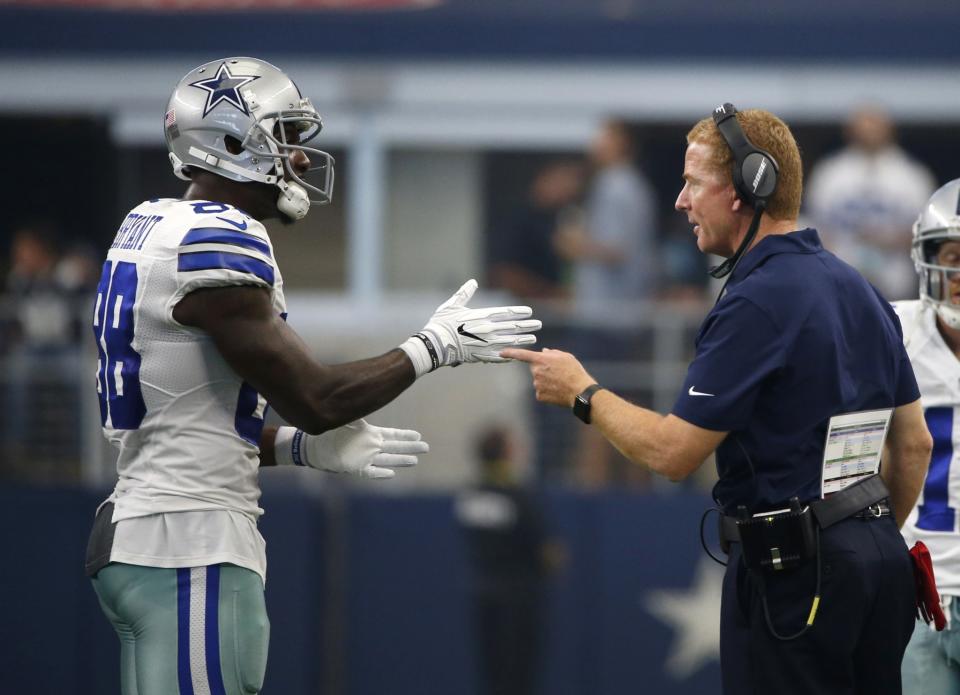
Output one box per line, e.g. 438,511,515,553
865,503,883,519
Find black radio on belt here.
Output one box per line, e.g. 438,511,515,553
736,497,817,572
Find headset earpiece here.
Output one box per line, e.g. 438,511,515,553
707,103,780,283
712,103,779,207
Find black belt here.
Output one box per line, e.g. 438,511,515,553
719,474,891,550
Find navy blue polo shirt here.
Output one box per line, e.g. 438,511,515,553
671,228,919,513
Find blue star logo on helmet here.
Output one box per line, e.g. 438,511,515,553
189,62,260,118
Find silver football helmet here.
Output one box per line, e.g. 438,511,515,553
164,57,334,220
913,178,960,328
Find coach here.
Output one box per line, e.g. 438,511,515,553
504,105,933,694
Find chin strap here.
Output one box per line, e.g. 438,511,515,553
186,146,281,185
277,180,310,220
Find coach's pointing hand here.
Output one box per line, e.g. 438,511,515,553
501,348,596,408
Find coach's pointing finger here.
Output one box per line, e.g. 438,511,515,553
505,347,597,407
501,347,541,363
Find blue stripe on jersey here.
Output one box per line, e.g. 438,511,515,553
181,227,271,257
205,565,227,695
235,382,266,445
178,251,275,286
177,569,195,695
917,407,956,532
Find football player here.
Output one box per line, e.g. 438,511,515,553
899,178,960,693
85,57,541,695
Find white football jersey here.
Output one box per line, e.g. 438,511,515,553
895,300,960,596
93,199,285,580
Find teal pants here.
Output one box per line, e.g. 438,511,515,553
902,598,960,695
92,563,269,695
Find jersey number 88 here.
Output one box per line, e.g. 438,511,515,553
93,260,146,430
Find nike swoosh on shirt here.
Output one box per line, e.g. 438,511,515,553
216,216,249,231
457,323,486,342
688,386,715,397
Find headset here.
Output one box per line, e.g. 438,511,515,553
708,103,780,280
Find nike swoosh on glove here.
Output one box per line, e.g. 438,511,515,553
399,279,542,377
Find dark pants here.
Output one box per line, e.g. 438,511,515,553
721,515,916,695
475,587,541,695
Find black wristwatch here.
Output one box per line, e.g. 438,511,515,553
572,384,603,424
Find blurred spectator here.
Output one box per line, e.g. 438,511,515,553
807,106,936,300
2,222,96,478
4,224,97,350
551,121,660,486
489,160,583,301
455,426,564,695
488,161,585,483
553,119,658,308
5,224,68,348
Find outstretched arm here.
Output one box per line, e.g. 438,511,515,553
175,279,541,435
174,285,416,434
503,347,726,480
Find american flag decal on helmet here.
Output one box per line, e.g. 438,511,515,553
165,109,180,138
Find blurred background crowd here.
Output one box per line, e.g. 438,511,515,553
0,105,945,492
2,1,959,694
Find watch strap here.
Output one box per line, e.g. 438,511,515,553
573,383,602,424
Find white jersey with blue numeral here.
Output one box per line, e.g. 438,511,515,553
92,198,284,582
895,299,960,597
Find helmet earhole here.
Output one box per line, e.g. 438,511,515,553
224,136,244,155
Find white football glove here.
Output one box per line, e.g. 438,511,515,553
274,420,429,479
399,279,542,377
